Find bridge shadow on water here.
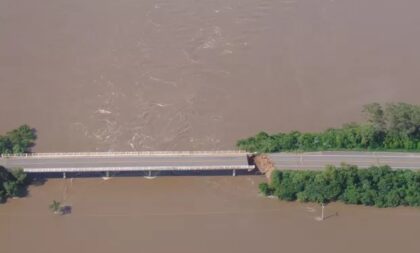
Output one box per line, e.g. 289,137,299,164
28,169,261,180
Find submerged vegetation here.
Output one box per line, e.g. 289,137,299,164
49,200,62,215
259,165,420,208
238,103,420,152
0,124,36,154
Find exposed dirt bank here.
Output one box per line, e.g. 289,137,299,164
252,154,276,180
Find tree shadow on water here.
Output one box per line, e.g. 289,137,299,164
324,211,339,220
16,185,29,198
29,176,47,187
61,205,72,215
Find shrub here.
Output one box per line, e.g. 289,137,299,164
259,183,272,196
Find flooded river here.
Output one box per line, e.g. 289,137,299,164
1,2,419,252
0,177,419,253
1,0,420,152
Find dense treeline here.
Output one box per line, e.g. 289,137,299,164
237,103,420,152
0,167,28,203
0,125,36,154
0,125,35,202
259,165,420,208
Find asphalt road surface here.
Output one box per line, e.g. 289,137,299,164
268,152,420,170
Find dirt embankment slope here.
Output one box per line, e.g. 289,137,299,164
252,154,275,180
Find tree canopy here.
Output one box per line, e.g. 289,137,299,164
0,167,28,202
238,103,420,152
259,165,420,208
0,125,36,154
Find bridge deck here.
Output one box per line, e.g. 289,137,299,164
0,152,254,173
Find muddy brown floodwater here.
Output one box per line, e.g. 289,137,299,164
1,1,420,252
0,177,419,253
1,0,420,152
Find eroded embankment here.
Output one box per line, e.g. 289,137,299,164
250,154,275,180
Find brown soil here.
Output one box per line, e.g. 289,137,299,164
253,154,275,180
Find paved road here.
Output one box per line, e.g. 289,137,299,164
2,151,420,174
0,153,253,173
268,152,420,170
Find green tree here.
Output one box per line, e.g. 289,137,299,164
259,183,272,196
49,200,62,214
11,169,27,185
0,190,5,203
0,125,36,155
363,103,386,132
264,165,419,208
341,186,361,204
7,125,36,153
385,103,420,138
3,181,18,197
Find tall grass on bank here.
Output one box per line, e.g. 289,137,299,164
238,103,420,153
259,165,420,208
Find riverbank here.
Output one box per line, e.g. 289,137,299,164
1,177,419,253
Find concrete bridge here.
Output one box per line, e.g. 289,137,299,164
0,151,255,178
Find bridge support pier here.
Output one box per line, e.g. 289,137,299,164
106,171,110,178
148,170,152,177
232,169,236,176
63,172,66,179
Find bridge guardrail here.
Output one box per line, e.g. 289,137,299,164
1,150,249,158
23,165,256,173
